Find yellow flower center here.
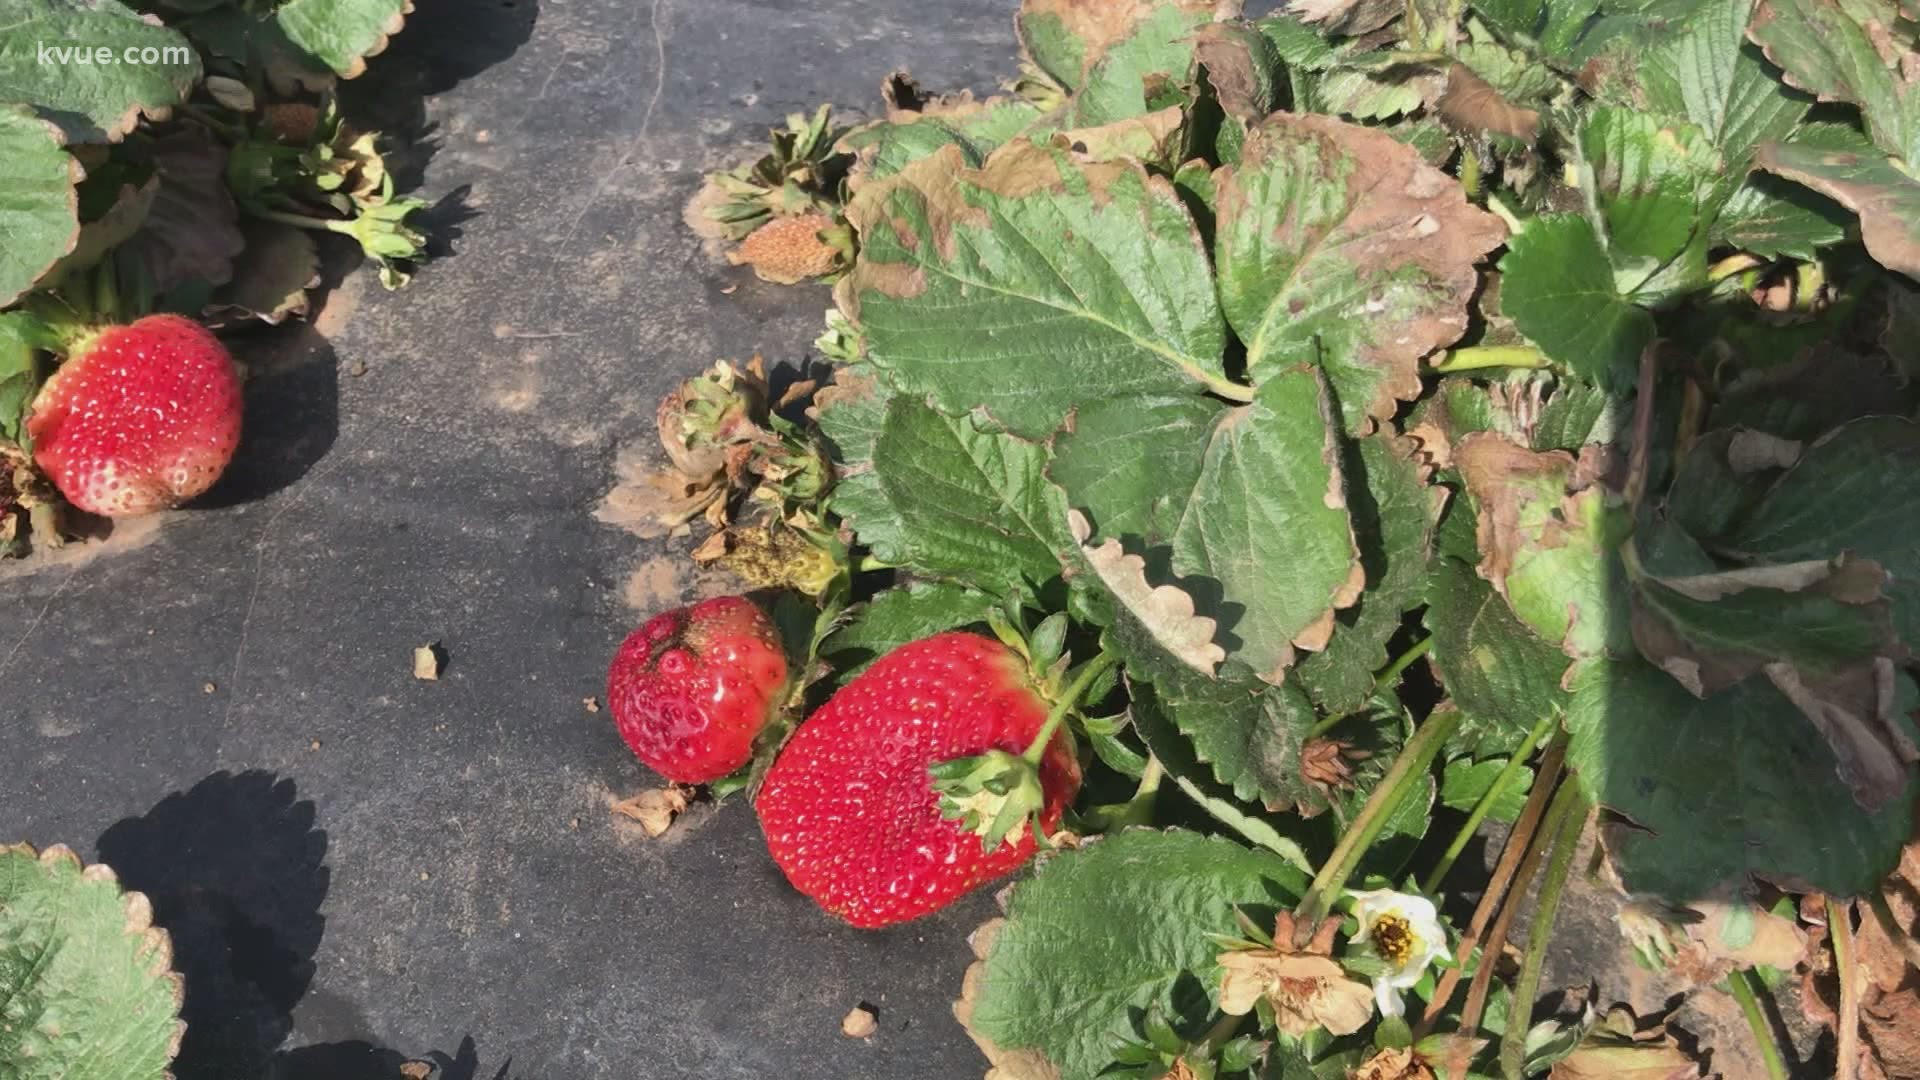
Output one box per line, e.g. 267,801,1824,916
1371,913,1418,966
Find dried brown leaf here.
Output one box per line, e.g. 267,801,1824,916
1436,62,1541,140
610,785,691,838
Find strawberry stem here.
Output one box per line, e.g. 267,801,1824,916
1021,650,1119,766
1421,712,1557,894
1294,707,1461,932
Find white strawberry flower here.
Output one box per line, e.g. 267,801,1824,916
1348,888,1452,1018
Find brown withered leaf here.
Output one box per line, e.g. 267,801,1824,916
1454,433,1630,658
1216,114,1507,434
1550,1005,1703,1080
610,785,691,838
1436,62,1541,140
1767,658,1918,810
1289,0,1404,36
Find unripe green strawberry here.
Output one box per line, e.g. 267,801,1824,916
28,314,243,517
607,596,789,783
756,631,1082,928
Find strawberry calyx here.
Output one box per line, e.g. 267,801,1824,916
930,638,1120,855
929,749,1047,854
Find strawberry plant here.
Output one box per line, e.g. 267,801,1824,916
631,0,1920,1075
0,0,427,551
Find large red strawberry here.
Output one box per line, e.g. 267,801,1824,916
756,631,1085,928
27,314,243,517
607,596,789,783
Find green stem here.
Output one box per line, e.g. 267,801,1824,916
1486,192,1526,236
1830,896,1861,1080
1373,635,1434,691
1196,1009,1247,1055
1021,651,1120,765
1308,636,1434,739
249,207,356,236
1498,781,1588,1080
1090,756,1167,831
1132,755,1166,801
1729,968,1791,1080
1428,345,1551,373
177,102,246,140
1295,708,1462,929
1423,713,1558,894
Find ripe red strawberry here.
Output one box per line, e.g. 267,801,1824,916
27,314,242,517
607,596,790,783
756,631,1083,928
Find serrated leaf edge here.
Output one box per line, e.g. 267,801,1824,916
1070,509,1226,675
1,841,186,1077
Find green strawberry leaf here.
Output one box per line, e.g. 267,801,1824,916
820,581,999,680
1713,173,1850,260
843,140,1233,440
0,843,184,1080
1046,392,1221,544
1748,0,1918,164
1441,756,1535,822
1454,433,1635,659
840,98,1047,181
1016,0,1218,126
1499,215,1657,386
1128,678,1317,871
1594,0,1811,172
851,394,1077,599
0,0,200,143
1627,555,1900,698
1167,367,1363,683
1577,107,1722,305
968,829,1306,1080
1050,372,1364,682
43,172,157,286
272,0,409,78
1214,112,1505,433
1130,660,1320,813
1297,436,1440,713
1566,658,1918,896
0,106,78,307
1722,416,1920,650
1423,556,1571,757
0,310,47,444
1754,139,1920,280
812,370,893,541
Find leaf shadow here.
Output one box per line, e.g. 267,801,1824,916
95,770,329,1078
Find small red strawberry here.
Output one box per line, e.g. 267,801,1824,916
27,314,243,517
756,631,1090,928
607,596,790,783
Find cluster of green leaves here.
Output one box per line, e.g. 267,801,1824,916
776,0,1920,1075
0,0,423,549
